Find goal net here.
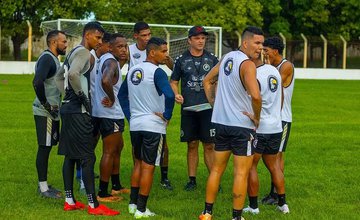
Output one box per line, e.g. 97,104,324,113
41,19,222,60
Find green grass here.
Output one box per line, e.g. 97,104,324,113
0,75,359,219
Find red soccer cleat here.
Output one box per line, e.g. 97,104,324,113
64,201,86,211
88,204,120,216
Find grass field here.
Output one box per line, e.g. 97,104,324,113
0,74,359,220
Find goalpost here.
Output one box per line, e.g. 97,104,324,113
41,19,222,60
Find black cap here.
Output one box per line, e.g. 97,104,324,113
188,26,208,37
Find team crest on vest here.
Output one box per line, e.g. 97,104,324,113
224,58,233,76
203,63,211,71
130,68,143,85
133,53,141,59
268,76,278,92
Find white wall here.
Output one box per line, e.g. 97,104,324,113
1,61,360,80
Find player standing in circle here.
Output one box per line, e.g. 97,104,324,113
261,36,295,205
170,26,218,191
119,37,175,218
128,21,174,190
33,30,67,199
55,21,119,216
199,26,263,220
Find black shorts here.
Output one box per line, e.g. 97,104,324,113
279,121,292,152
214,123,255,156
253,132,282,155
92,117,124,138
130,131,165,166
58,113,95,159
34,115,59,147
180,109,215,143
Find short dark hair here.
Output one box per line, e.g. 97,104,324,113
264,36,285,55
134,21,150,34
241,26,264,40
109,33,125,44
46,30,66,47
102,32,112,43
82,21,105,37
146,37,167,55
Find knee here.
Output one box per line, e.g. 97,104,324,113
188,141,198,150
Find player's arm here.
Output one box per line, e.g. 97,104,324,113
68,48,90,95
203,58,221,107
33,55,55,105
55,64,65,93
241,60,261,128
101,59,118,107
118,74,130,121
279,61,294,87
155,68,175,122
169,58,184,104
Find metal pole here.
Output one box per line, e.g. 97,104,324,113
279,32,286,58
218,27,222,58
26,20,32,62
163,27,170,51
300,33,308,68
214,31,219,58
0,23,2,60
320,34,327,68
235,31,241,48
339,35,347,69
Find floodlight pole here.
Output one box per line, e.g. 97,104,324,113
320,34,327,68
300,33,307,68
339,35,347,69
26,20,32,62
279,32,286,58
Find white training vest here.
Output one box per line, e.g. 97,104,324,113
128,43,147,69
90,49,99,109
212,50,254,129
127,62,167,134
92,53,124,119
276,59,294,122
256,64,283,134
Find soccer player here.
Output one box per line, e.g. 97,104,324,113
118,37,175,218
128,21,174,190
243,56,289,214
32,30,67,199
199,26,263,220
55,21,119,216
92,33,129,202
262,36,295,205
170,26,218,191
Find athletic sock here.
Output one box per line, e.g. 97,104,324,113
161,166,168,181
232,209,243,220
278,194,286,206
204,202,213,214
98,180,109,196
111,174,121,190
130,187,140,204
87,193,99,208
39,181,49,192
249,196,258,209
65,190,75,205
137,194,149,212
189,176,196,184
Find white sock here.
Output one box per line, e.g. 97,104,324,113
65,197,75,205
39,181,49,192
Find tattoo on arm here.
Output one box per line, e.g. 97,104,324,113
233,193,243,199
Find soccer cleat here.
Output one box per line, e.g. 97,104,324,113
64,201,86,211
97,194,123,202
276,204,290,214
88,204,120,216
40,190,62,199
243,206,260,214
261,194,278,205
184,181,197,191
134,208,156,219
111,187,130,195
198,212,212,220
128,203,137,214
231,217,245,220
160,179,173,191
